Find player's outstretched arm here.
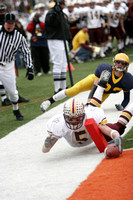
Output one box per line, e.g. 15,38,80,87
99,125,122,153
42,135,58,153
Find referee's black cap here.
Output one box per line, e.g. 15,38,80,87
4,13,16,23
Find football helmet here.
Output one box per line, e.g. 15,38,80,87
113,53,129,72
63,98,85,130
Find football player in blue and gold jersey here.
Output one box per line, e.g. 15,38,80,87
40,53,133,112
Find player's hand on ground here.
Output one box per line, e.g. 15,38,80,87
26,67,34,80
115,104,124,111
114,136,123,154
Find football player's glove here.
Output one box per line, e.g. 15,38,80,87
115,104,124,111
114,136,123,154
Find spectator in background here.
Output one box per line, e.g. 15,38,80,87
19,13,28,30
107,0,126,53
63,1,80,39
26,4,51,76
70,24,96,63
45,0,72,94
80,0,106,58
127,0,133,46
28,3,40,22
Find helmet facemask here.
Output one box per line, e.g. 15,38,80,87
63,98,85,130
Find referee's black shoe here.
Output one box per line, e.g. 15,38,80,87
18,95,29,103
13,109,24,121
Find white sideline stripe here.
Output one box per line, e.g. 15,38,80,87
0,64,132,200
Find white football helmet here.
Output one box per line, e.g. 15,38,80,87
63,98,85,130
113,53,129,72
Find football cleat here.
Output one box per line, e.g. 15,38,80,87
13,109,24,121
98,70,111,88
1,98,12,106
40,100,51,112
18,95,29,103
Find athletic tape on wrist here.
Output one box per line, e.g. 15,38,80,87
110,130,119,139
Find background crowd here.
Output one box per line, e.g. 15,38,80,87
2,0,133,60
1,0,133,64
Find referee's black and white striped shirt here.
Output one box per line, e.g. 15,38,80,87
0,25,33,68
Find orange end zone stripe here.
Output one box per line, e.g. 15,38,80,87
67,150,133,200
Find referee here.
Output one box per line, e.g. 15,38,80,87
0,13,34,120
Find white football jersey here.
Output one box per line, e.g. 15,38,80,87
99,6,110,27
109,4,125,27
80,5,104,29
46,106,107,147
63,7,80,23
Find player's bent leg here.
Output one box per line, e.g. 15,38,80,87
89,85,105,107
66,74,96,97
101,93,110,103
40,89,67,112
40,74,96,112
118,102,133,126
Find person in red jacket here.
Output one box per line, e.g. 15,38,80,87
26,13,51,76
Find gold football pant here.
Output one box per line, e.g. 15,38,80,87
66,74,110,104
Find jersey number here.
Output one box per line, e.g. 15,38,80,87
73,130,89,144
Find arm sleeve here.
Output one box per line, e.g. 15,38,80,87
39,22,45,31
121,91,130,108
80,43,93,51
94,64,103,78
20,36,33,68
26,21,36,33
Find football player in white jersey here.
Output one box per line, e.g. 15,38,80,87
42,73,133,154
108,0,126,52
96,0,111,55
63,1,80,38
80,0,108,57
42,73,125,154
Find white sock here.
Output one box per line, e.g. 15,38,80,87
93,85,104,101
53,89,67,101
12,103,19,111
118,102,133,125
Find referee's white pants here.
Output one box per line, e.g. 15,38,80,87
0,61,19,103
48,40,67,73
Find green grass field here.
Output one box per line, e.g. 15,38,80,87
0,47,133,149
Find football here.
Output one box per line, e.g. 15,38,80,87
104,143,120,159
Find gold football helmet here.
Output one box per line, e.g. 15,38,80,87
113,53,129,72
